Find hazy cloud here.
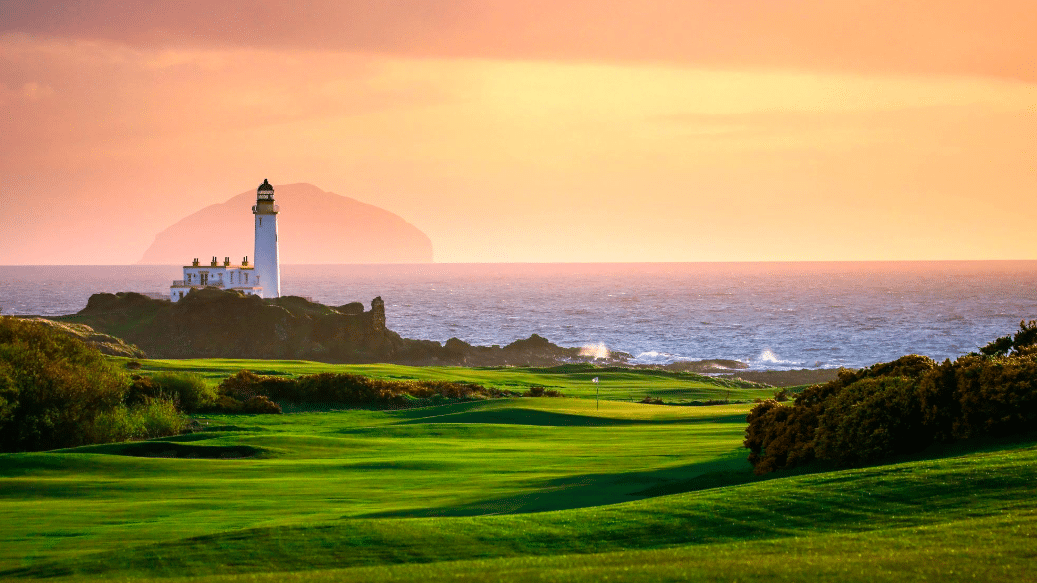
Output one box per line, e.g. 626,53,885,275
2,0,1035,80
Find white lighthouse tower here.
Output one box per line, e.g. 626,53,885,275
253,179,281,298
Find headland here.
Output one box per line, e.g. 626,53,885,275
38,288,841,386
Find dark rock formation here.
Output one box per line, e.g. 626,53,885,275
661,359,749,373
57,289,624,366
137,183,433,264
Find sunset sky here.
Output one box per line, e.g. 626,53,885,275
2,1,1035,264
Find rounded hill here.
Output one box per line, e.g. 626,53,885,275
137,183,433,264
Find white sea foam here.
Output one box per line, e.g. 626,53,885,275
749,349,806,370
579,342,610,360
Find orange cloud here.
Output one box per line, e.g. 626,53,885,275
3,0,1035,80
1,3,1035,264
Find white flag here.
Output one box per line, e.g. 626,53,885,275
592,377,599,383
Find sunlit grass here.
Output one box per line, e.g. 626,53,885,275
0,360,1033,582
118,357,775,402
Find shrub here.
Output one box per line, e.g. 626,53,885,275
207,395,245,414
525,386,546,397
150,372,217,413
216,370,490,410
745,323,1037,474
978,319,1037,357
813,376,928,466
744,355,935,474
241,396,282,414
87,397,188,443
126,374,163,407
0,317,129,452
945,349,1037,439
219,370,296,402
410,381,486,400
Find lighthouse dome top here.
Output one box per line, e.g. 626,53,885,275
257,179,274,193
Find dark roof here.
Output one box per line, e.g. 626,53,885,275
257,179,274,193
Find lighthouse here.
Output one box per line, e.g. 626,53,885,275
253,179,281,298
167,179,281,302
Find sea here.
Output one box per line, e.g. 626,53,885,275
2,262,1035,371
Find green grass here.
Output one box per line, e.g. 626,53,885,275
119,357,775,402
0,358,1034,582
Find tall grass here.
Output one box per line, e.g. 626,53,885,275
86,398,187,443
149,372,217,412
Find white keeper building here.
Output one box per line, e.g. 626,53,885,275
169,179,282,302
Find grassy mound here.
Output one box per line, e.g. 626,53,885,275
63,441,265,459
5,438,1035,579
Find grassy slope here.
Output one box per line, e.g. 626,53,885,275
0,399,755,572
0,360,1033,582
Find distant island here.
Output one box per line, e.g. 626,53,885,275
137,183,433,265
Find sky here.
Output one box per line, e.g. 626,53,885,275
1,1,1035,264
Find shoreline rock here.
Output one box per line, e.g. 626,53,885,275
52,289,633,367
43,289,844,382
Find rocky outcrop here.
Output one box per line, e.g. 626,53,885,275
63,289,397,361
436,334,631,367
57,289,624,366
21,318,146,358
659,359,749,373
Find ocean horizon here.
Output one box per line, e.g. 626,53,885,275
3,260,1035,371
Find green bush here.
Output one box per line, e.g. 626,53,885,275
126,374,163,407
241,396,282,414
745,322,1037,474
150,372,216,413
216,370,490,410
0,317,129,452
88,398,188,442
946,348,1037,439
813,376,928,466
978,319,1037,356
744,355,936,474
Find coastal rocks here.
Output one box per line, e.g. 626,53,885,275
58,289,622,367
64,289,396,362
660,359,749,373
433,334,631,367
